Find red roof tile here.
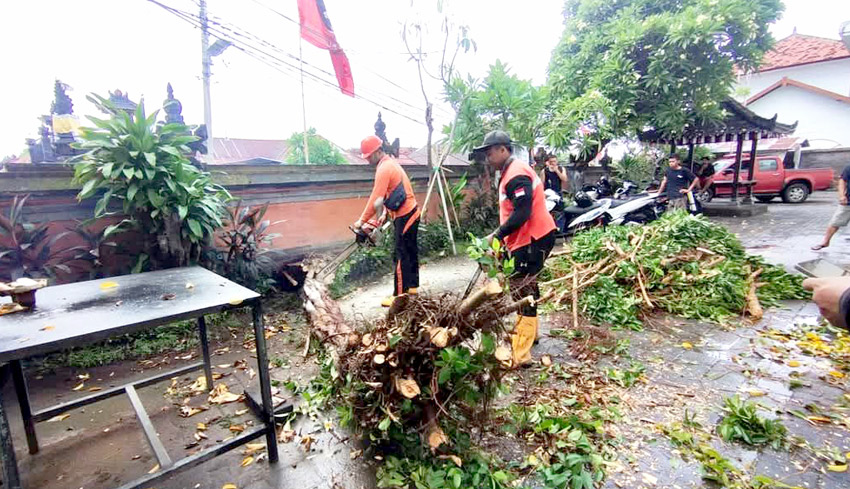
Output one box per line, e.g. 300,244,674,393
757,34,850,72
207,138,290,164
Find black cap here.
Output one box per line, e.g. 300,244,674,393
472,130,512,152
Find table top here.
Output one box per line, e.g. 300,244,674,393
0,267,259,363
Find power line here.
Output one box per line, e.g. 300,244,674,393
243,0,454,119
144,0,427,125
204,13,435,119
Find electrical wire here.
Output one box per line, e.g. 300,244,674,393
144,0,427,125
242,0,454,119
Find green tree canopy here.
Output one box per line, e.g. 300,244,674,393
546,0,783,148
286,128,345,165
445,60,547,154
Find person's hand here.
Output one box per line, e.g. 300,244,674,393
841,196,848,205
802,277,850,329
484,233,495,246
352,220,363,230
679,188,689,194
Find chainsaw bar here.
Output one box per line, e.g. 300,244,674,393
316,220,390,281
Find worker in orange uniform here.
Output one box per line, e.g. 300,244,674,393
473,130,556,367
354,135,420,307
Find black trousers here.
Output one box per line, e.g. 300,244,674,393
393,208,420,295
509,230,556,317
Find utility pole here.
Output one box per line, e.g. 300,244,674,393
200,0,214,159
299,36,310,164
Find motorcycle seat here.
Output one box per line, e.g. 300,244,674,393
563,201,602,216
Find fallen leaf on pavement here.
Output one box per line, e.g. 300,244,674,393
40,325,55,331
301,435,314,452
641,473,658,485
350,449,362,460
78,373,90,380
148,464,160,474
235,408,249,416
240,456,254,467
196,422,207,431
788,360,800,367
88,387,102,392
72,382,85,391
100,281,119,290
190,376,207,393
829,371,845,379
541,355,552,367
827,464,847,472
180,406,206,417
222,484,237,489
209,384,242,404
230,425,245,433
161,293,176,301
47,414,70,423
243,443,265,455
681,342,693,350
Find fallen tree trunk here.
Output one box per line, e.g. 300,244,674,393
299,258,515,455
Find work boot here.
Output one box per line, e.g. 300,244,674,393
511,315,538,368
381,296,398,307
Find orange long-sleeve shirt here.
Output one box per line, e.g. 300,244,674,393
359,155,418,222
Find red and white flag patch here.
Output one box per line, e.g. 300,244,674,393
513,188,526,198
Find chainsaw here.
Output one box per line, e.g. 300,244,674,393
316,215,389,281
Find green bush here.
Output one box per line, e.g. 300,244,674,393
72,93,229,270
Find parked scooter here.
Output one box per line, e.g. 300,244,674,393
581,175,614,200
546,190,612,237
602,191,667,226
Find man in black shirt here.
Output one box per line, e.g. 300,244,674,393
541,154,568,194
657,154,698,210
812,165,850,250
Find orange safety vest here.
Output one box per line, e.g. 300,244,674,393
498,158,556,251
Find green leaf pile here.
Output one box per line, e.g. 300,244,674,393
545,211,809,330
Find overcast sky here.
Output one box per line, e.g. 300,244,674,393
1,0,849,158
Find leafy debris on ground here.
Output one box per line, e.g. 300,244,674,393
543,211,809,330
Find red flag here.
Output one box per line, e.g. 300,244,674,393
297,0,354,97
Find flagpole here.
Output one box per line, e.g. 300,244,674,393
299,34,310,165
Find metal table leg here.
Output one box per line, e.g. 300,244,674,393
0,366,22,489
10,360,37,454
251,301,279,463
197,316,214,392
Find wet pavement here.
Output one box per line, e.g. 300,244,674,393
3,194,850,489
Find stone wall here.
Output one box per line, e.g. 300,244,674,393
0,163,477,266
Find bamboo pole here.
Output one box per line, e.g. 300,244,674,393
435,163,457,255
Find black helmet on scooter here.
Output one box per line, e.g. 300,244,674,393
574,191,593,208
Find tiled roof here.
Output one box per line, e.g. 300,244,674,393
206,138,290,164
757,34,850,72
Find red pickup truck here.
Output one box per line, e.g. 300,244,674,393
702,155,834,204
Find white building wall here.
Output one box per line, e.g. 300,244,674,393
736,58,850,100
747,85,850,148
